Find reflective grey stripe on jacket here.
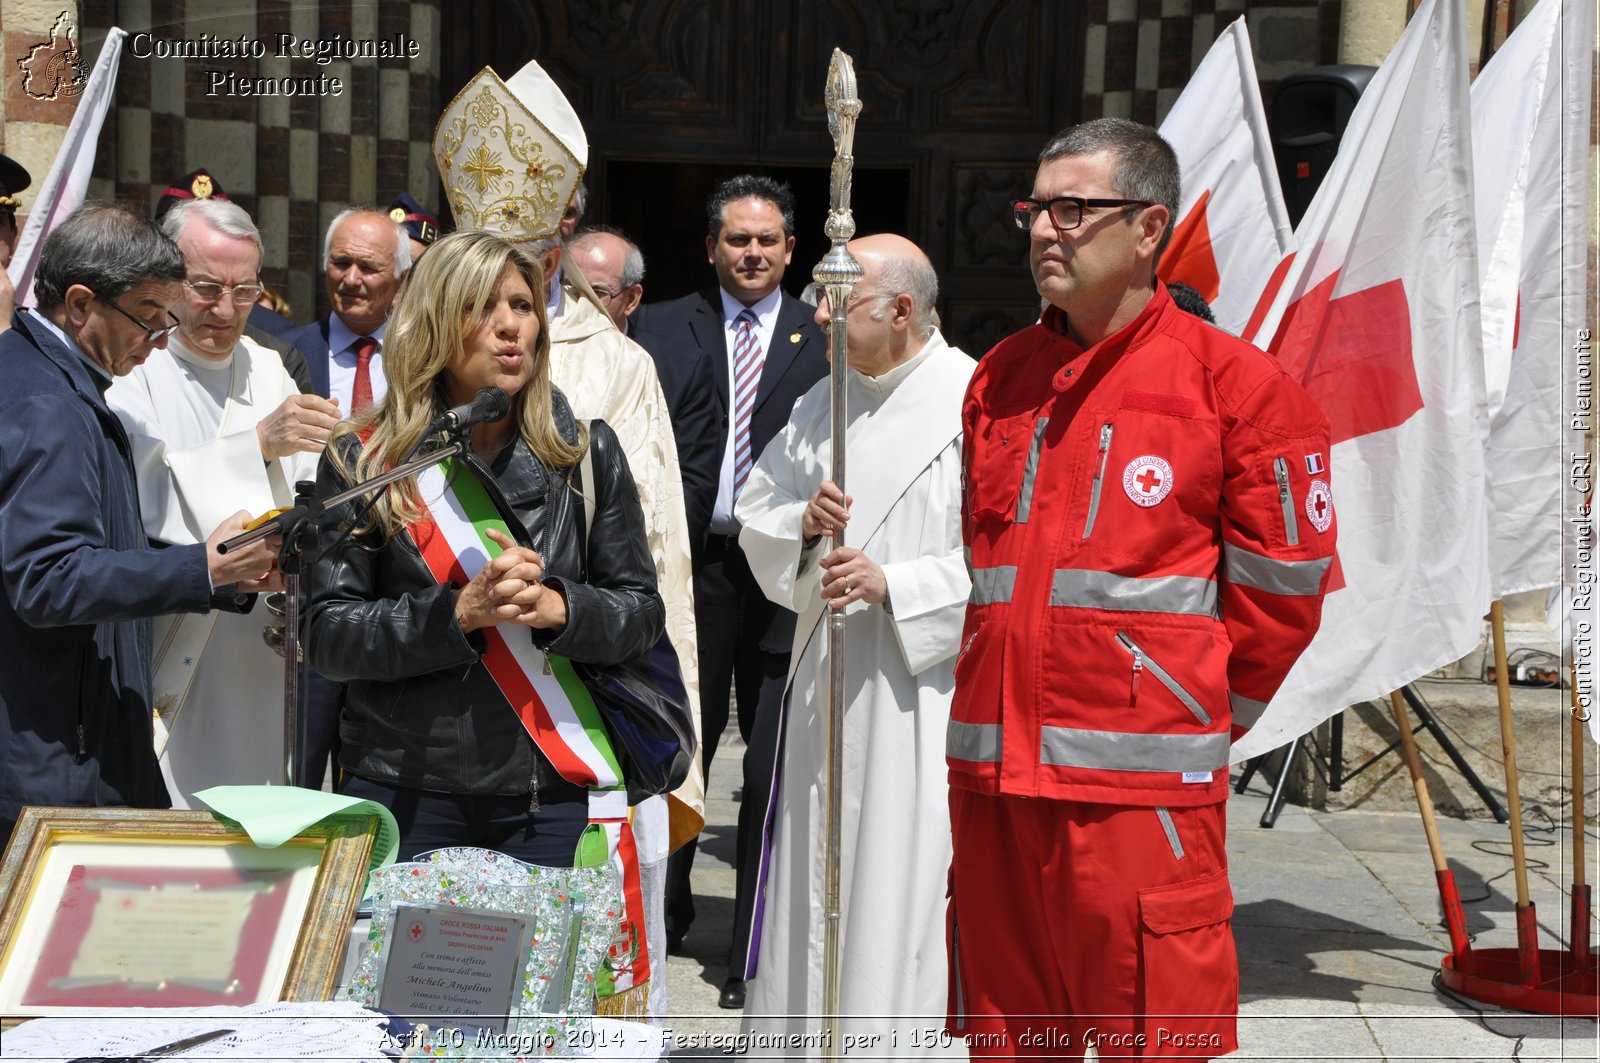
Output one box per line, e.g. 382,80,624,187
1014,417,1050,523
1229,691,1270,729
1051,570,1218,616
969,566,1017,606
968,567,1217,616
947,720,1002,763
1039,726,1230,773
1222,541,1332,596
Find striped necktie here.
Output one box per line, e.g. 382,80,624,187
731,308,764,497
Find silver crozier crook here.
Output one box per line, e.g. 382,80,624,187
813,46,862,1059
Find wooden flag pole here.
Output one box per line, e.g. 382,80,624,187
1391,689,1471,957
1488,599,1540,985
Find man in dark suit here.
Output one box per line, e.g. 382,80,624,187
632,174,827,1009
282,206,410,407
281,206,412,790
574,225,719,545
0,203,279,846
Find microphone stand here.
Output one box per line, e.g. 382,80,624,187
219,436,469,786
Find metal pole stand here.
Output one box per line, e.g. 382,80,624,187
1235,684,1508,827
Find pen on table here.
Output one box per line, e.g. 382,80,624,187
64,1026,235,1063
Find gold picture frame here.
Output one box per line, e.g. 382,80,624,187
0,806,379,1026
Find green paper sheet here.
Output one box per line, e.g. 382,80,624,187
195,784,399,881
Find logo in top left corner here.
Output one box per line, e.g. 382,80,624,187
19,12,88,102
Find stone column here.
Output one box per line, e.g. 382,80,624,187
1337,0,1409,66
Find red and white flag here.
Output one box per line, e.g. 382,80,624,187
1233,0,1491,759
1156,17,1295,335
7,27,128,307
1472,0,1593,609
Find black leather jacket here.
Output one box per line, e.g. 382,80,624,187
303,395,664,796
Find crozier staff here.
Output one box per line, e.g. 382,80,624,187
303,231,662,867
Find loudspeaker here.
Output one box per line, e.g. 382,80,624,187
1269,65,1377,226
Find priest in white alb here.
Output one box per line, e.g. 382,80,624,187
736,234,973,1053
108,199,334,804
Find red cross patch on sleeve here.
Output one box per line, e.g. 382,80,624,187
1305,479,1333,533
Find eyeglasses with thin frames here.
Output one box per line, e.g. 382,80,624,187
95,292,181,343
1012,196,1153,233
184,279,265,306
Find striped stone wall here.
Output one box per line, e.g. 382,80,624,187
1081,0,1344,124
76,0,444,323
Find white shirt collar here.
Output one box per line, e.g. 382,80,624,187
328,314,387,355
718,286,783,330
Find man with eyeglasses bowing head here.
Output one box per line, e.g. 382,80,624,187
0,203,281,849
108,198,331,805
946,119,1337,1060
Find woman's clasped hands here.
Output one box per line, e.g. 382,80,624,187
454,527,567,632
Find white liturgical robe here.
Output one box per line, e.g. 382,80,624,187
108,335,317,806
736,331,973,1052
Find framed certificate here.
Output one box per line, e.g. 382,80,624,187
0,806,380,1025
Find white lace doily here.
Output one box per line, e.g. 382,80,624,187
0,1000,394,1060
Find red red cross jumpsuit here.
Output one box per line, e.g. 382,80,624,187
947,285,1336,1059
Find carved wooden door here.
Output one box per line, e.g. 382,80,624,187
443,0,1086,358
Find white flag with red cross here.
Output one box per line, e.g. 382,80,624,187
1232,0,1492,760
1472,0,1593,605
1156,17,1295,335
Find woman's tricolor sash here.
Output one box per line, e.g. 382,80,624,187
407,457,650,990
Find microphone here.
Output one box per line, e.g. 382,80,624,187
427,386,511,436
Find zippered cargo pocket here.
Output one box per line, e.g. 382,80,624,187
1274,457,1299,546
1082,423,1114,538
1115,631,1212,726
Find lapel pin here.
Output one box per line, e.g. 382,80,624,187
789,332,802,344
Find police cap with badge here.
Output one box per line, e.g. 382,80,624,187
387,193,441,248
0,153,32,223
155,167,231,220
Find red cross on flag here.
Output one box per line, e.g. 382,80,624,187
1233,0,1492,761
1156,18,1296,335
1472,0,1592,606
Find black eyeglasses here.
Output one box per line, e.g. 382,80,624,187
1012,196,1153,232
590,284,622,301
95,292,181,342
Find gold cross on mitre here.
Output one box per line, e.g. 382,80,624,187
433,61,588,243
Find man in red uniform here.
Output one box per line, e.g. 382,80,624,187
947,118,1336,1059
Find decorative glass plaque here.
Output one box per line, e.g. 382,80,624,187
347,848,625,1058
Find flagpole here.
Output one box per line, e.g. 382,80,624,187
1487,599,1540,985
1389,689,1471,958
813,48,862,1060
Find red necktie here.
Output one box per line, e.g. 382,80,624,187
351,336,376,414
